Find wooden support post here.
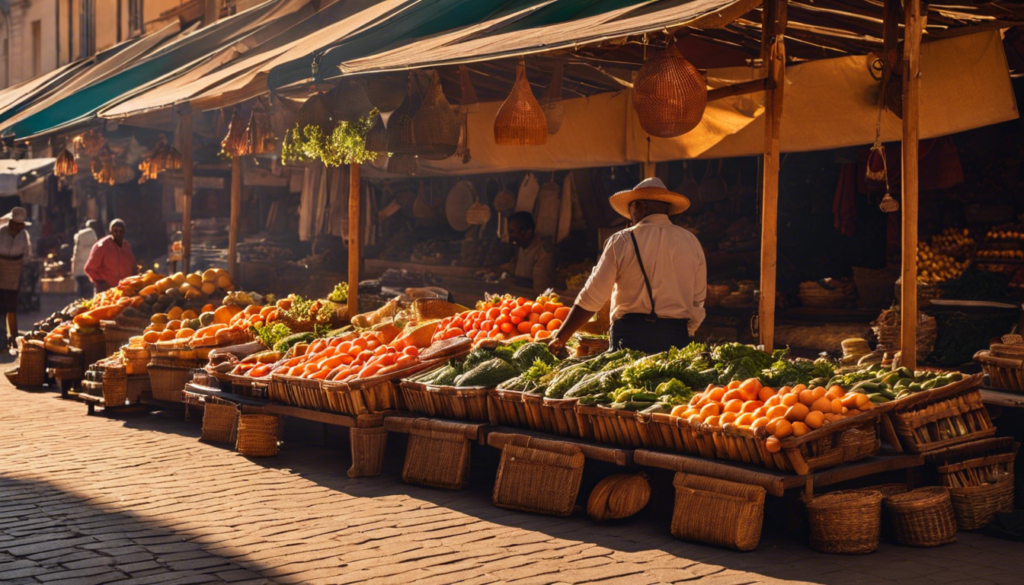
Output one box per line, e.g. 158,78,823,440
900,0,923,369
203,0,219,27
180,105,193,272
347,163,360,318
229,156,241,282
758,0,786,352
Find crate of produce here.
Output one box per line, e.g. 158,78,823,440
926,437,1017,530
271,373,326,410
488,388,533,428
671,473,766,551
974,338,1024,394
490,433,585,517
399,381,489,422
575,404,642,447
888,373,991,453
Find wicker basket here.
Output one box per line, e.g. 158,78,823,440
494,61,547,146
399,380,489,422
975,343,1024,394
122,346,150,375
16,341,46,386
632,44,706,138
929,437,1018,489
147,365,192,402
412,71,459,160
202,398,239,444
671,473,766,551
889,376,992,453
947,474,1015,530
522,395,584,438
70,328,106,366
872,307,938,356
102,365,128,407
412,298,465,322
365,112,388,153
491,434,585,516
386,76,421,155
806,490,884,554
401,418,471,490
126,375,150,403
362,71,408,112
884,487,958,547
236,414,279,457
324,79,374,123
100,321,144,357
488,389,533,428
576,404,642,447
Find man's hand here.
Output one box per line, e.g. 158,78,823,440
546,334,570,359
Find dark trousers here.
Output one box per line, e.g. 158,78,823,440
76,276,94,299
610,313,690,355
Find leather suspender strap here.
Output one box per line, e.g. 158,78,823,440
629,232,657,319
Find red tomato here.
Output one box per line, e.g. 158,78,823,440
373,345,387,356
531,303,545,314
547,318,563,331
481,320,494,331
403,346,419,357
530,324,545,336
486,307,501,320
517,297,529,306
500,322,514,334
443,328,465,340
517,321,533,334
528,312,541,324
554,306,570,320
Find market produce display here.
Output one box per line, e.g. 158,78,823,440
430,294,569,344
826,367,965,403
917,242,969,283
410,341,557,388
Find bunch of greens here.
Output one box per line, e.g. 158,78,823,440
327,282,349,304
280,110,379,167
621,342,714,392
252,322,292,350
711,342,778,383
762,357,835,387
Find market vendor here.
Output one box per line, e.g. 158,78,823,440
504,211,555,293
72,220,100,298
0,207,31,350
549,178,706,355
85,219,137,293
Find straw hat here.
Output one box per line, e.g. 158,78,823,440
608,177,690,218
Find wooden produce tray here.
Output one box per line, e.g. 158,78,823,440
488,389,533,428
886,373,992,453
399,379,490,422
574,404,640,446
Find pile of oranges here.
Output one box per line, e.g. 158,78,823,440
248,329,420,381
432,295,569,344
670,378,875,453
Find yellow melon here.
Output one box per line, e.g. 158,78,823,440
216,274,232,290
201,281,216,295
171,272,186,286
202,269,218,283
185,273,203,288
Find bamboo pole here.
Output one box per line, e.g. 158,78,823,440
900,0,923,368
180,105,193,272
229,156,241,282
758,0,787,352
347,163,361,318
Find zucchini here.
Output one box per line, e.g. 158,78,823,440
274,332,316,353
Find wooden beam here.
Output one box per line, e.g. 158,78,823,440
707,78,770,103
758,0,787,352
347,163,361,319
203,0,219,27
900,0,923,369
179,104,193,273
229,156,241,282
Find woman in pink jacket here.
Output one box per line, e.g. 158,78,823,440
84,219,138,292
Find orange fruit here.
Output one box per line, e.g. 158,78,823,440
720,412,738,424
798,390,816,406
752,406,768,419
758,386,776,402
764,395,781,407
704,415,721,427
831,398,844,414
158,330,176,341
723,389,744,402
781,393,799,407
805,411,825,429
723,399,744,413
773,419,793,438
547,319,562,331
811,386,828,402
688,414,704,426
740,400,763,414
766,405,788,420
699,403,720,418
811,397,834,414
750,417,770,430
791,421,810,437
707,387,726,402
765,436,782,453
738,378,762,399
826,385,845,400
554,306,570,320
534,330,552,340
785,403,810,422
538,312,554,325
727,380,741,390
736,413,756,426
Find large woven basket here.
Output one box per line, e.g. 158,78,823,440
102,365,128,407
494,61,547,146
975,340,1024,394
575,404,641,446
101,321,144,358
362,72,408,112
70,328,106,366
147,364,192,403
412,71,459,160
491,434,584,517
365,112,388,153
16,341,46,386
488,388,532,427
947,474,1015,530
632,44,707,138
386,76,421,154
889,376,992,453
401,418,471,490
884,487,958,547
122,346,150,375
324,79,374,122
872,308,937,356
400,380,489,422
202,398,239,444
236,414,279,457
806,490,883,554
671,473,766,551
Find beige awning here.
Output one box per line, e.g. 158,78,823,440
412,30,1017,174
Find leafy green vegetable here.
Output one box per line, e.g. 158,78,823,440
252,323,292,350
280,110,379,167
763,357,835,387
327,282,349,303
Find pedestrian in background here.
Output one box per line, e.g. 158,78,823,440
0,207,31,349
85,219,137,293
72,219,100,299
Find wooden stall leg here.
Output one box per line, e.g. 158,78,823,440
348,426,387,478
881,414,903,453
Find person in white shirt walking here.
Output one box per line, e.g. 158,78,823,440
549,178,706,355
71,220,100,298
0,207,32,349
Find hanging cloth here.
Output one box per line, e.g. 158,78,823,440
514,172,539,214
534,174,561,239
832,163,857,238
298,165,321,242
557,171,574,243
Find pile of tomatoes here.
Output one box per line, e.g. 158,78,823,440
250,330,421,381
431,295,570,344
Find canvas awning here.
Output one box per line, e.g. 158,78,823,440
0,158,55,196
2,0,296,139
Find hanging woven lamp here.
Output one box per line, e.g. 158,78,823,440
296,92,333,131
363,72,408,112
386,75,422,155
494,60,547,146
221,107,248,156
54,148,77,177
244,100,276,155
324,80,374,123
364,112,388,153
387,153,418,175
73,129,106,157
632,43,707,138
412,71,460,160
541,61,565,135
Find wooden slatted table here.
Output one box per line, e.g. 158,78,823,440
182,384,387,478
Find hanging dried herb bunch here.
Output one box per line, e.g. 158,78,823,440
73,129,106,157
92,145,117,185
55,148,78,177
138,134,182,182
221,107,248,157
243,100,276,156
281,108,379,167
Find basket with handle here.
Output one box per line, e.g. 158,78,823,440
202,397,239,444
671,473,766,551
975,339,1024,394
490,433,584,516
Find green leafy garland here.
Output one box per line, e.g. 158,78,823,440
281,109,379,167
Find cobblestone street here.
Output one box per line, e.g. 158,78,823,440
1,376,1021,585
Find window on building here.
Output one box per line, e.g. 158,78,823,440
31,21,41,77
128,0,143,38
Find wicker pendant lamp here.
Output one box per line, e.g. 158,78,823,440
243,100,276,156
494,60,547,146
632,43,707,138
296,92,333,131
386,75,422,155
54,148,77,177
365,112,388,153
363,72,408,112
324,80,374,123
413,71,460,160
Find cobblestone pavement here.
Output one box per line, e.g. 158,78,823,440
1,376,1021,585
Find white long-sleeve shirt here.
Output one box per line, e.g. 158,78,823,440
71,228,98,277
575,214,707,336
